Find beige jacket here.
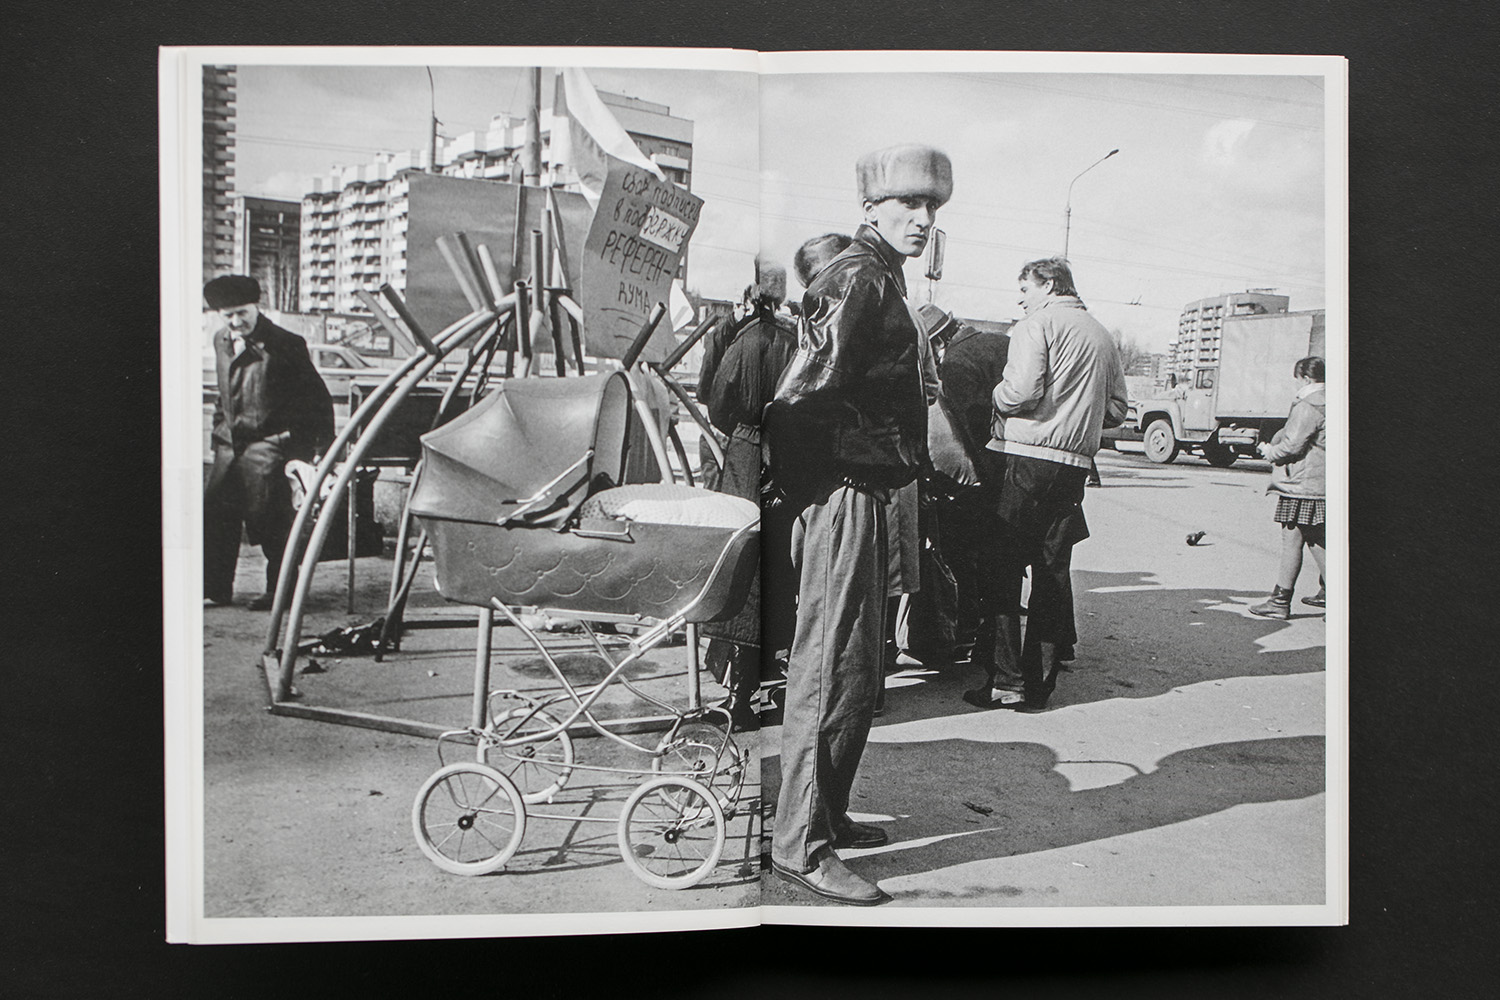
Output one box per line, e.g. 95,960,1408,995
988,296,1128,468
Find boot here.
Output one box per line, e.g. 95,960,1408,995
1302,578,1326,608
1250,586,1294,620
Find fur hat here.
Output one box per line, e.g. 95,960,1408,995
856,145,953,207
753,260,787,305
203,274,262,310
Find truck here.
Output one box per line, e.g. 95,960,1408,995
1134,309,1325,466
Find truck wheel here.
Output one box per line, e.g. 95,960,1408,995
1202,441,1238,467
1144,419,1179,464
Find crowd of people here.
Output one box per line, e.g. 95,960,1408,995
690,143,1327,906
200,143,1328,909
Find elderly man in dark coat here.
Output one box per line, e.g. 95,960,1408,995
765,144,952,906
203,275,334,610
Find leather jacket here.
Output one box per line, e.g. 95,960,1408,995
767,224,927,497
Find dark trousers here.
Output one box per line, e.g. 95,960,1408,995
772,483,886,871
204,440,293,601
973,453,1088,699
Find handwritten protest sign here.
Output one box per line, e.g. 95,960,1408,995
580,164,704,363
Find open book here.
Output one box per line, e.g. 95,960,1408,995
162,46,1348,942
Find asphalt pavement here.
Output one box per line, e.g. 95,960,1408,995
196,447,1329,926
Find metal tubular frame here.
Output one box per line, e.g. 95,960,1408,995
262,306,499,702
258,221,745,748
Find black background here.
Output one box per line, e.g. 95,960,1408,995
5,1,1496,997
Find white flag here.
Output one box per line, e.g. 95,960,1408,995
552,67,665,211
668,279,696,332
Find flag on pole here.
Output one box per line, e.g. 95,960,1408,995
668,279,696,332
552,67,665,211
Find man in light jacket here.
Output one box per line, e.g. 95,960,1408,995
964,257,1127,710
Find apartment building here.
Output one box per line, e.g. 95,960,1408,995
232,195,301,312
1168,290,1289,379
203,65,237,283
299,91,693,315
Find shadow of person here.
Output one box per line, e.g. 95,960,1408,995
871,569,1326,730
833,734,1323,894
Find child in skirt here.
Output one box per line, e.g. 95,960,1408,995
1250,356,1327,619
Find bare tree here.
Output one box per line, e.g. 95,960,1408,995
1112,329,1150,374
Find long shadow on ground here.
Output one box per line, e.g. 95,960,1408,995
766,733,1323,904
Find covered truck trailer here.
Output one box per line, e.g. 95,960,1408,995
1136,310,1325,465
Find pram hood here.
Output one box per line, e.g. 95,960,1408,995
408,372,632,527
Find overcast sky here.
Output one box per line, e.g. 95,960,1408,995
230,58,1330,355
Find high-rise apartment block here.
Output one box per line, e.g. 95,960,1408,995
300,91,693,315
1167,290,1289,378
232,196,301,313
203,65,237,283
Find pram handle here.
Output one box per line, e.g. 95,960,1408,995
498,449,594,527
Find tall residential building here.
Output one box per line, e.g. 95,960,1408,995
1173,290,1289,378
203,65,237,283
232,196,301,313
299,90,693,315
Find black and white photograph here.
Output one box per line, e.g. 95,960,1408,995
160,47,1347,942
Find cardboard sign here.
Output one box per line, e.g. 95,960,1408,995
580,164,704,362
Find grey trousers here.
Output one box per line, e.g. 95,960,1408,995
772,483,887,872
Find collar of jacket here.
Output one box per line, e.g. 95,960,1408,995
1029,294,1087,316
946,323,999,352
853,223,909,297
1295,382,1324,401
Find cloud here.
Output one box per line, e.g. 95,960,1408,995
252,171,312,200
1201,119,1258,166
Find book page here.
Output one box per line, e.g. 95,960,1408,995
163,45,766,943
754,50,1346,927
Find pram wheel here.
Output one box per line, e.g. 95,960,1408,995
617,776,726,889
479,707,575,804
652,722,745,813
412,763,527,876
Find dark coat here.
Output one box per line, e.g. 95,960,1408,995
705,312,797,438
211,313,335,463
938,323,1012,475
767,224,927,496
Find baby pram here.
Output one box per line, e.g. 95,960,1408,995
406,370,760,887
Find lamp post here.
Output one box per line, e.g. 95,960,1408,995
1063,148,1119,259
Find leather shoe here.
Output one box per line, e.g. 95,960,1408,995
248,593,275,612
834,818,888,849
772,850,888,906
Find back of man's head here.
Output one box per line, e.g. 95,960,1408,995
1018,257,1078,297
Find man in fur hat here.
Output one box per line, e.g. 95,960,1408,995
203,275,334,610
765,144,952,905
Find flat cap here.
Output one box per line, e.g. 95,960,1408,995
857,144,953,207
204,274,261,310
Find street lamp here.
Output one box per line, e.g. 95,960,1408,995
1063,148,1119,259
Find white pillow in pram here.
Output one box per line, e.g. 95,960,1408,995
579,483,758,529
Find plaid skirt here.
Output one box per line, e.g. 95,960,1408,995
1273,495,1326,526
